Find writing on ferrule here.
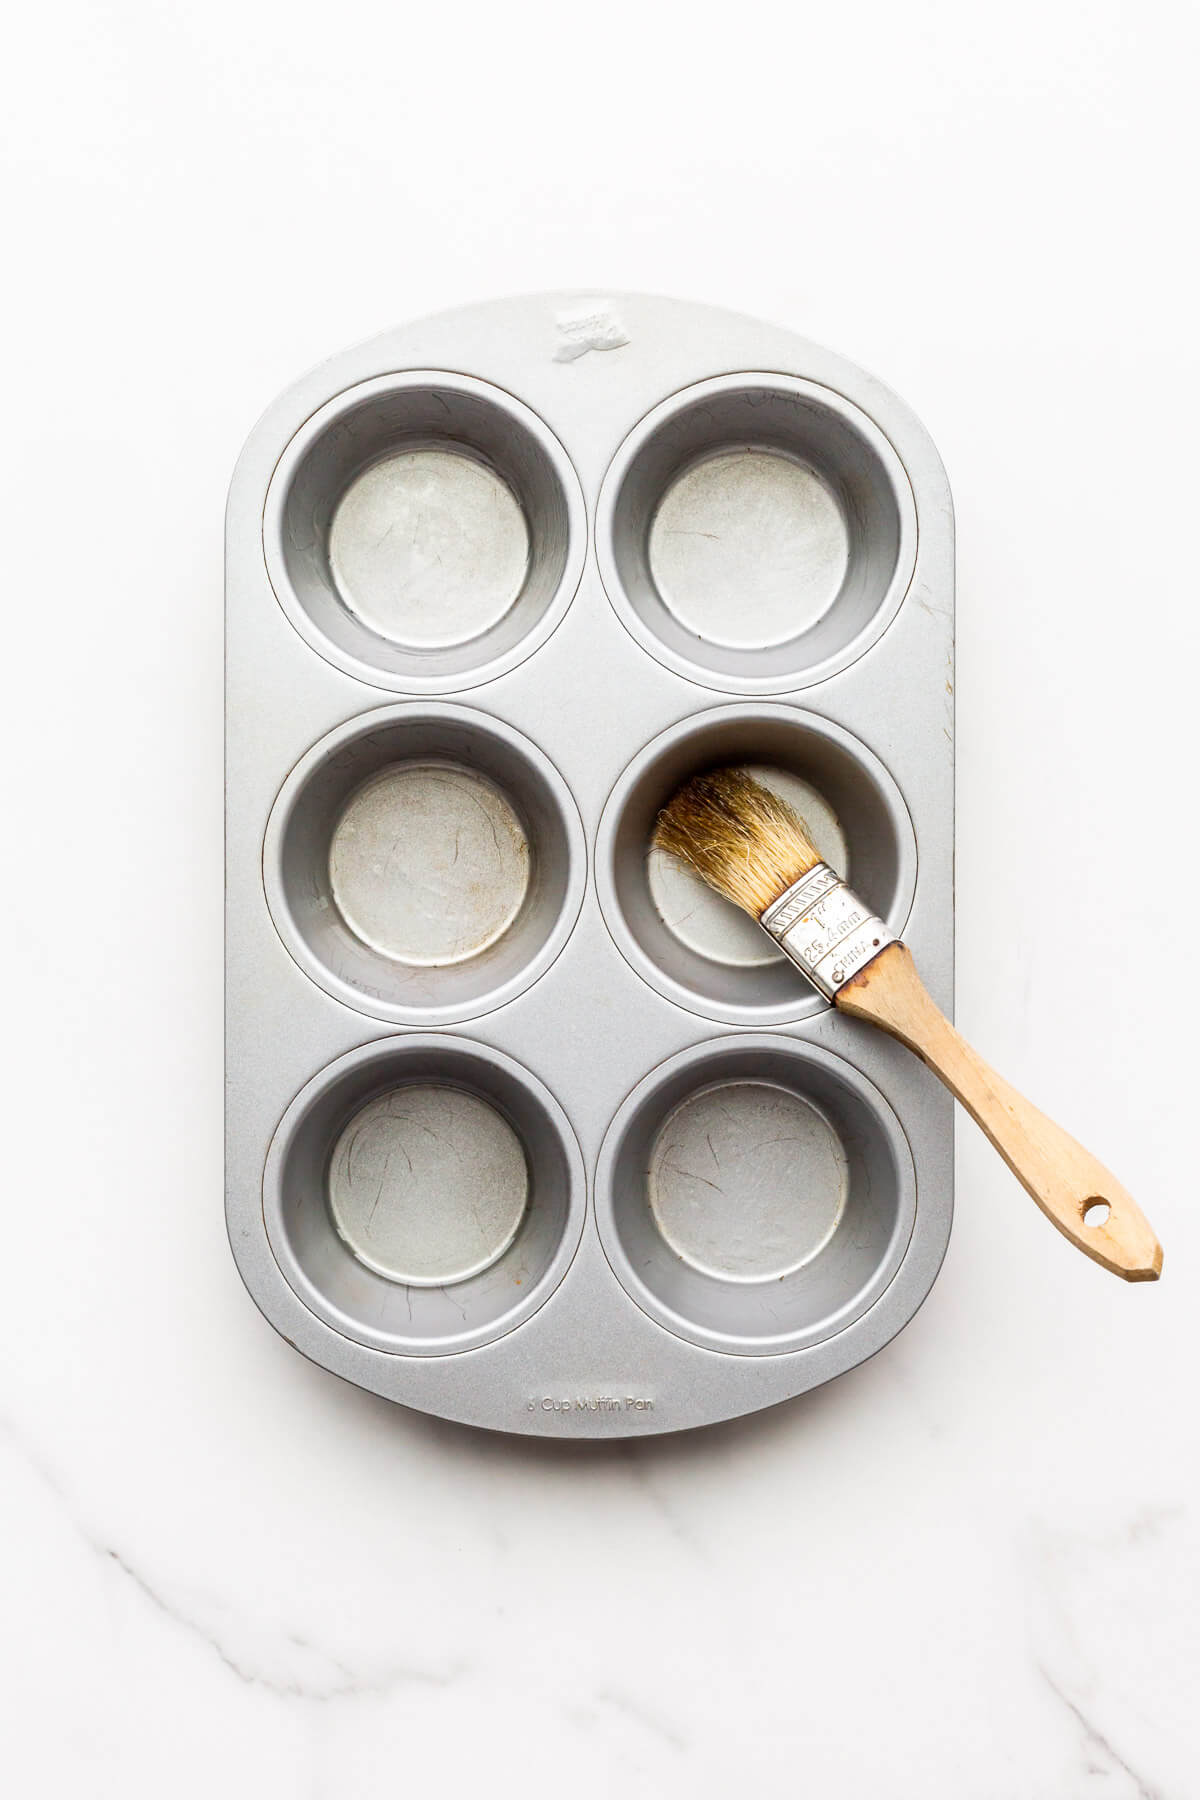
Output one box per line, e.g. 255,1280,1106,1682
776,887,870,965
762,864,839,935
771,878,895,999
813,931,887,988
795,904,872,965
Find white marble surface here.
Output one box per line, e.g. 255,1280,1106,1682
3,2,1198,1794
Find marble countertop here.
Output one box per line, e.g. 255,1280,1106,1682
4,1230,1191,1795
3,1,1197,1793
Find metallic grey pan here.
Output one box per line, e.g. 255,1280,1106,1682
226,293,955,1437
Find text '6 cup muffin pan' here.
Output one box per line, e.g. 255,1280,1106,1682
225,293,954,1437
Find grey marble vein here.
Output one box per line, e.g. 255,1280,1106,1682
592,1685,688,1752
1037,1665,1165,1800
2,1410,463,1706
103,1546,463,1704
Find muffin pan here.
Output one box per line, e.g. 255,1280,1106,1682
226,292,955,1437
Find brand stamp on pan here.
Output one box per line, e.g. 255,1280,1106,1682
528,1395,656,1416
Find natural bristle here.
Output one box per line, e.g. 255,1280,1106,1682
654,768,823,918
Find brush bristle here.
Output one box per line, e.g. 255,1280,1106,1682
654,768,824,918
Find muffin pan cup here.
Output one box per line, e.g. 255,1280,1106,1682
227,293,954,1437
263,702,586,1025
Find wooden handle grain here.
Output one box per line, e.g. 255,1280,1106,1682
835,944,1162,1281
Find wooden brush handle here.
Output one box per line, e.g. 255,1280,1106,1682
836,944,1162,1281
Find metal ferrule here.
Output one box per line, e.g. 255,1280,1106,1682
759,864,896,1001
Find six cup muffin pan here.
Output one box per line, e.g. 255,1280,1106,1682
225,292,955,1437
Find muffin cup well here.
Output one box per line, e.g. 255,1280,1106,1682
264,704,585,1026
264,372,585,692
596,705,917,1027
596,1036,916,1355
597,373,917,693
264,1037,585,1356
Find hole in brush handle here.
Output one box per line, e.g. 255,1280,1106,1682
835,945,1163,1282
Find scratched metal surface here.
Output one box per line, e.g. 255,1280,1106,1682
225,292,955,1437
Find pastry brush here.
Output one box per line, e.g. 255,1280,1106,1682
655,768,1161,1281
